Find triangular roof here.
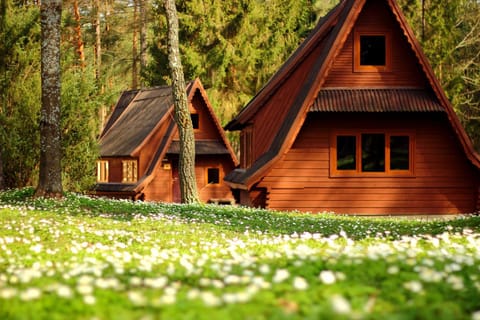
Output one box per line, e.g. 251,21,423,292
98,78,238,193
224,0,480,190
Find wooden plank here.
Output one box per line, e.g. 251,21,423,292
259,177,476,188
269,192,474,202
268,199,474,209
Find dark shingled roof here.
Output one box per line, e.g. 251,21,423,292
100,86,173,157
167,140,232,155
310,88,444,112
101,90,139,138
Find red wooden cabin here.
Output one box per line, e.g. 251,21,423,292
224,0,480,215
94,78,238,204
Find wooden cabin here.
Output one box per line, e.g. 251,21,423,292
224,0,480,215
94,78,238,204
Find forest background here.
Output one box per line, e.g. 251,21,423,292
0,0,479,192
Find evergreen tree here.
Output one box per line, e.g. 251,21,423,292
399,0,480,149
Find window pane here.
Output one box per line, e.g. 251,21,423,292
337,136,356,170
360,35,386,66
390,136,410,170
362,134,385,172
191,113,199,129
207,168,220,184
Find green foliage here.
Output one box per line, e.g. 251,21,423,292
398,0,480,149
0,3,41,188
146,0,338,125
0,189,479,319
61,64,100,192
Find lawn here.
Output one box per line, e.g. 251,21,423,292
1,188,479,319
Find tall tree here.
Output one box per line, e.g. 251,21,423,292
132,0,139,88
139,0,148,87
0,0,5,190
164,0,199,203
35,0,62,198
72,0,85,68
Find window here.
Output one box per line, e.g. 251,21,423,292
354,31,391,72
331,132,413,176
122,160,138,183
191,113,199,129
207,168,220,184
97,160,109,182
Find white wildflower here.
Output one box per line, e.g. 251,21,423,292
446,275,464,291
200,291,222,307
330,294,351,314
144,277,167,289
83,295,96,305
273,269,290,283
128,291,147,306
472,310,480,320
403,281,423,293
76,281,94,295
0,287,17,299
187,288,200,300
319,270,336,285
20,287,42,301
387,265,400,274
293,276,308,290
56,285,73,298
259,264,270,275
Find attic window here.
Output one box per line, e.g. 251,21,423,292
354,31,391,72
191,113,199,129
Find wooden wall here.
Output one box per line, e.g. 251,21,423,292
324,0,428,88
258,113,479,215
146,155,235,203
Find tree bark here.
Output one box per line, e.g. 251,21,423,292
73,0,85,68
132,0,139,89
140,0,147,87
94,0,101,82
164,0,199,204
35,0,62,198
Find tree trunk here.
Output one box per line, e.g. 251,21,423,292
0,149,5,191
164,0,199,204
73,0,85,68
140,0,147,87
35,0,62,198
94,0,101,82
132,0,139,89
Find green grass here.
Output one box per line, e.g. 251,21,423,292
0,188,479,319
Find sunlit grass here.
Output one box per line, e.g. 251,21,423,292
0,188,479,319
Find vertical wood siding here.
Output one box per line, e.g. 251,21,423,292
173,91,221,140
324,0,428,88
259,113,479,215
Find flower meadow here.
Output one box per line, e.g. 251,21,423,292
1,189,480,319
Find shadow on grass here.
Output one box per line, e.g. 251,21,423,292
1,187,479,240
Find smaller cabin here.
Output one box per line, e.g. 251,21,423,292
94,78,238,204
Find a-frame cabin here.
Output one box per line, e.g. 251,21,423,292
94,78,238,204
225,0,480,215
